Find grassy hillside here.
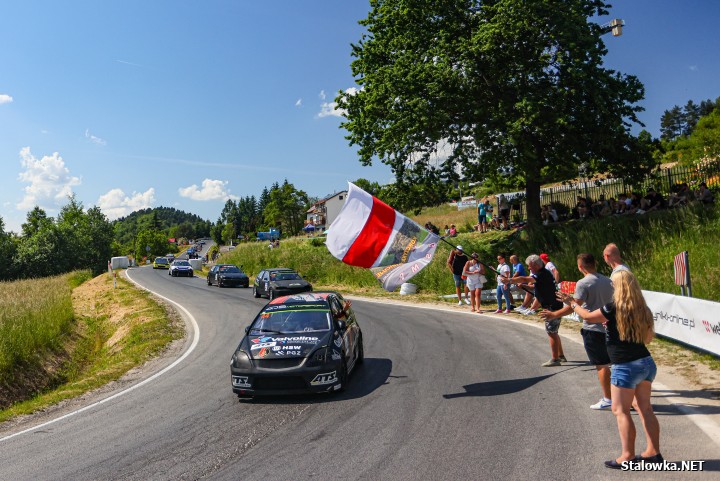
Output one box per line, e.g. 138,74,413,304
220,202,720,301
0,272,182,418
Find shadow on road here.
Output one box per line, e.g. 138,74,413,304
443,367,579,399
238,357,392,405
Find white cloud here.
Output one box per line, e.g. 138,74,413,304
178,178,238,201
295,98,303,107
689,65,698,71
97,187,156,220
85,128,107,146
319,90,326,100
0,94,12,104
17,147,81,210
317,87,359,118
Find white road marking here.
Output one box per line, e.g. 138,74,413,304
0,268,200,443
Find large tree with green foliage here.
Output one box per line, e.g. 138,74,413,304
263,180,310,235
338,0,652,222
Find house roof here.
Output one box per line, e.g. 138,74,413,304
306,190,347,213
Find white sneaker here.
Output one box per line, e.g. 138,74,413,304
522,308,535,315
513,306,525,312
458,301,463,306
590,398,612,410
464,298,471,305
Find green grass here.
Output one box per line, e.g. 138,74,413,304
0,273,183,420
219,204,720,303
0,272,89,379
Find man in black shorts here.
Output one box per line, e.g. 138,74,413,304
504,254,565,366
540,253,615,408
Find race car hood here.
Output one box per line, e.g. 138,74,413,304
270,279,311,289
245,331,331,360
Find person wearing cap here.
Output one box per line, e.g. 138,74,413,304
447,246,471,306
463,253,486,312
540,253,560,283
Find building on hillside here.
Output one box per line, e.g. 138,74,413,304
305,190,347,233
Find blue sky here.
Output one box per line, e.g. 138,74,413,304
1,1,719,233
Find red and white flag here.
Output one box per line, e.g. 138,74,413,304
326,183,440,291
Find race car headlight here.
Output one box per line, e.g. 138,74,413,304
306,346,330,366
231,350,251,368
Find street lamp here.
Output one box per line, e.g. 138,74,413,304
601,18,624,37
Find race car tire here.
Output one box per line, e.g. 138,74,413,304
356,336,364,365
336,360,348,393
253,286,260,298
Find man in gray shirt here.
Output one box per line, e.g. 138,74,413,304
540,253,614,409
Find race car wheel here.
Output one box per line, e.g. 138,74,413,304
218,279,222,287
268,289,275,301
356,335,364,365
207,277,211,286
336,360,347,393
253,286,260,298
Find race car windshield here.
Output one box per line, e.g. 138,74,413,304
220,266,241,273
270,272,301,281
156,258,168,264
252,309,331,333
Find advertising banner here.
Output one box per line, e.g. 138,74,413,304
642,291,720,356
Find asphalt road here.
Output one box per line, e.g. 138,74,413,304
0,266,718,481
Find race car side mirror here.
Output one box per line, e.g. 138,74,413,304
336,319,347,332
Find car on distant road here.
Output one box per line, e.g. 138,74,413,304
252,268,312,300
169,260,194,277
208,264,250,288
165,253,175,262
153,257,170,269
230,291,363,397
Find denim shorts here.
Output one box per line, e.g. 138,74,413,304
611,356,657,389
452,274,466,287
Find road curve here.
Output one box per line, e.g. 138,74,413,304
0,266,718,480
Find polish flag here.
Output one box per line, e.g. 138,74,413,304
326,183,440,291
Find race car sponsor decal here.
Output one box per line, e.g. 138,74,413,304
334,337,343,348
250,341,277,350
310,371,338,386
232,376,251,388
251,336,320,345
271,345,302,351
257,348,270,358
331,350,342,361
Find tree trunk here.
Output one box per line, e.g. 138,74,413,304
525,179,542,229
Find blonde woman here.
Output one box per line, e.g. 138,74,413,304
463,253,486,312
558,270,661,469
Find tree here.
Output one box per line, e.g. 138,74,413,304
683,100,701,136
0,217,18,280
21,206,52,238
263,180,309,235
338,0,653,222
660,106,684,141
134,229,169,260
664,109,720,166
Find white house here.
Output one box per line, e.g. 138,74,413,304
306,190,347,232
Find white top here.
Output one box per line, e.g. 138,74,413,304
496,263,510,285
465,262,481,283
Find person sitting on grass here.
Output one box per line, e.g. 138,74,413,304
697,182,715,204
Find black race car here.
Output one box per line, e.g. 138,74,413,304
208,264,249,287
231,292,363,397
252,268,312,300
